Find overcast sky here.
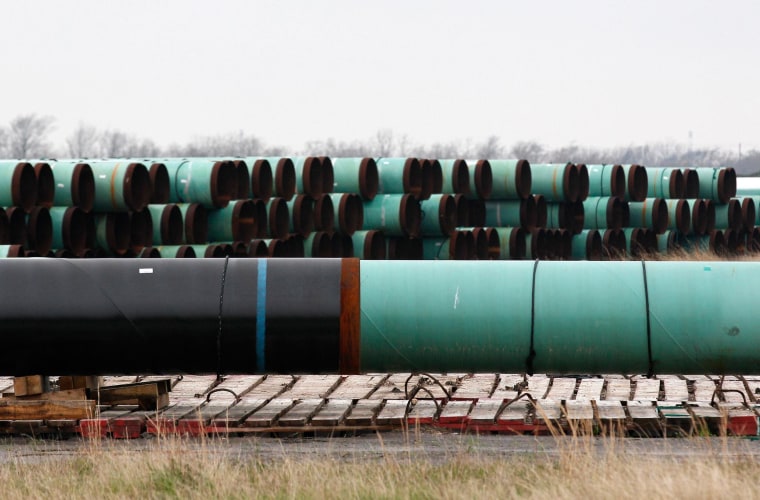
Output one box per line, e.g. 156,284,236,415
1,1,758,153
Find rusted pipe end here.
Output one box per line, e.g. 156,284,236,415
346,194,364,235
574,163,589,202
251,159,274,201
472,229,488,259
33,163,54,208
155,205,180,245
586,230,603,260
566,201,585,234
313,194,335,232
208,160,237,209
62,206,87,256
690,199,707,235
231,241,249,257
668,169,685,199
267,239,288,257
642,228,658,254
661,231,680,253
741,197,756,231
451,159,470,196
509,226,527,259
514,159,532,200
252,199,267,238
748,227,760,253
362,230,386,259
417,159,434,201
533,195,547,229
609,165,626,199
332,232,354,258
726,199,742,231
202,244,224,258
561,163,580,203
620,199,630,228
481,227,500,260
518,196,536,229
724,229,741,254
309,231,331,257
628,228,645,258
399,193,421,237
267,197,290,239
603,229,626,259
230,160,250,200
0,208,8,244
559,229,573,259
300,157,323,197
27,206,52,255
453,194,469,226
11,162,36,212
431,159,443,194
606,197,623,230
356,157,379,201
4,244,24,257
274,159,296,201
6,207,26,244
149,163,170,204
285,235,304,258
129,208,153,252
717,168,737,204
703,200,716,234
54,248,75,258
449,231,471,260
473,160,493,200
682,169,700,198
651,198,669,234
292,195,315,238
247,239,269,257
229,200,256,242
173,245,196,258
71,163,95,213
467,199,486,227
138,247,161,258
319,157,335,195
531,228,549,260
400,158,422,199
627,164,648,202
184,203,208,244
709,230,726,255
436,194,458,236
673,199,691,235
122,163,151,212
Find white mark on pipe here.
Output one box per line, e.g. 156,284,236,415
98,174,107,179
453,286,460,309
57,183,64,188
139,268,154,274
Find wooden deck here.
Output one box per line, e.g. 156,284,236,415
4,373,760,438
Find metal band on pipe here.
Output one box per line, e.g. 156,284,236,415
526,259,539,375
641,260,654,378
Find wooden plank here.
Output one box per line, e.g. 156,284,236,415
526,375,550,399
5,388,87,402
278,399,325,426
467,398,504,424
413,373,460,399
453,374,497,400
375,400,409,425
595,400,626,420
576,378,604,401
694,379,717,401
245,375,295,399
310,399,353,426
369,373,412,400
344,399,383,426
96,381,172,410
0,399,95,420
243,399,295,427
437,401,473,424
211,399,268,427
13,376,49,397
633,378,660,400
564,400,594,420
545,378,576,400
407,400,438,424
662,378,689,402
626,401,659,420
328,375,388,399
491,374,522,400
687,401,721,419
533,399,562,423
721,379,750,404
604,378,631,401
282,375,341,399
743,378,760,403
497,399,530,424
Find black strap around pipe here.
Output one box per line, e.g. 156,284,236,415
216,256,230,377
641,260,655,378
526,259,539,376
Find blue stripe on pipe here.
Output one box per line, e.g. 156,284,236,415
256,259,267,371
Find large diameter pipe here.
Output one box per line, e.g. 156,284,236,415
375,158,422,198
465,160,493,200
292,157,325,197
33,162,55,208
493,227,526,260
249,159,273,201
265,197,290,239
656,230,682,254
89,161,151,212
582,196,625,230
647,167,685,199
207,200,257,242
530,163,577,202
95,213,130,255
176,203,208,245
682,168,700,198
739,197,756,231
148,162,170,204
621,164,648,202
386,237,423,259
712,198,742,230
0,161,37,212
422,232,472,260
362,194,421,237
286,195,315,237
250,157,295,200
488,159,532,200
628,198,669,234
696,167,737,203
156,245,196,258
484,197,537,229
417,158,437,200
50,206,87,256
586,164,625,199
438,159,470,196
168,159,236,209
331,158,379,200
664,199,691,235
571,229,602,260
602,228,626,258
0,245,24,258
147,204,183,246
48,161,95,212
351,230,386,259
329,193,364,235
24,206,52,255
313,194,335,232
419,194,457,236
129,208,153,253
546,201,584,234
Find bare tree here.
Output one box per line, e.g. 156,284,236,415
0,127,7,157
8,114,55,158
99,130,130,157
509,140,545,161
474,135,504,159
66,122,99,158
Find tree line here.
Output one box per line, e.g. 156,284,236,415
2,114,759,175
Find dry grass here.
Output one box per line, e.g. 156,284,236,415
0,432,758,499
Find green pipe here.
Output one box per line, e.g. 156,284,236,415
488,159,531,200
419,194,456,236
0,161,36,212
493,227,525,260
166,159,237,209
695,167,737,203
438,159,470,196
656,230,682,254
206,200,257,243
484,198,536,229
247,157,294,200
663,199,691,234
738,195,760,226
465,160,493,200
546,201,584,234
286,195,314,237
628,198,669,234
147,204,183,245
0,245,23,258
375,158,422,198
49,206,87,256
646,167,684,199
712,199,742,230
620,164,648,202
329,193,364,235
582,196,623,230
360,260,760,374
265,197,290,239
304,231,331,257
571,229,602,260
95,213,130,255
330,157,379,200
88,161,151,212
422,232,472,260
47,161,95,213
292,157,325,197
176,203,208,244
351,230,386,260
156,245,196,258
586,164,625,198
362,194,421,237
529,163,576,202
